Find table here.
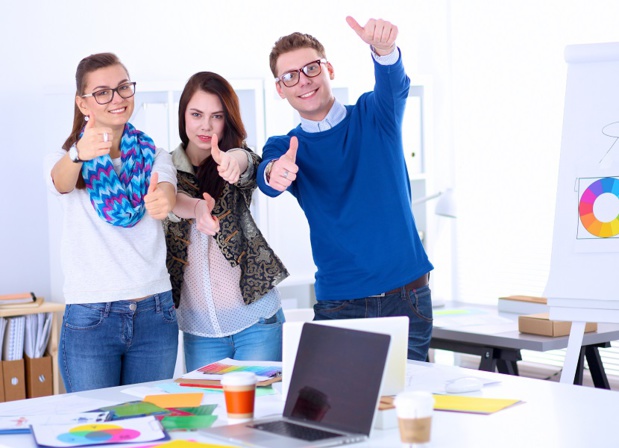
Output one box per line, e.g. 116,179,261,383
431,302,619,388
0,361,618,447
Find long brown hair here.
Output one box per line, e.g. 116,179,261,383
178,72,248,200
62,52,129,189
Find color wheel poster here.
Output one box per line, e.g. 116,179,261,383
30,415,169,447
575,175,619,251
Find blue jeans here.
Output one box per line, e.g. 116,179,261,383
183,308,285,372
60,291,179,392
313,284,433,361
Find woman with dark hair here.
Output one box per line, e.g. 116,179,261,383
166,71,288,371
46,52,179,392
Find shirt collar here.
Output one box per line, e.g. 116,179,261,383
299,99,347,133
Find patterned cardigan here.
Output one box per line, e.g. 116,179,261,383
165,145,289,307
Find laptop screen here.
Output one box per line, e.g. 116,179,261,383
283,323,391,436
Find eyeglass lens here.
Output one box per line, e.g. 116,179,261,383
281,61,323,87
92,83,136,105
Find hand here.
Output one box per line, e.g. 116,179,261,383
75,113,113,161
194,192,220,235
211,134,241,184
346,16,398,55
144,172,173,220
268,137,298,192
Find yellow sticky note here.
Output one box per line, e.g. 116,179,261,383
145,441,236,448
143,392,204,408
433,394,521,414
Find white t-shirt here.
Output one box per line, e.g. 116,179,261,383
45,147,177,304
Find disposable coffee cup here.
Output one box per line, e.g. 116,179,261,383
393,391,434,447
221,372,257,423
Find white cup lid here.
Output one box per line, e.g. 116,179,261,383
220,372,258,386
393,391,434,418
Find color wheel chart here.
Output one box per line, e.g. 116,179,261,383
577,176,619,239
56,423,140,445
198,361,280,378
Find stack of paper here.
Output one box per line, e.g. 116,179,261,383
2,316,25,361
0,292,36,306
24,312,53,358
176,358,282,388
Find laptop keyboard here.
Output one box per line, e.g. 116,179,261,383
250,420,342,441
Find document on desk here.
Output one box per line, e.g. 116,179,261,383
179,358,282,386
30,415,169,447
433,395,522,414
0,412,109,435
433,307,518,334
406,363,500,393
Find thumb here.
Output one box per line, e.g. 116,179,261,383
286,136,298,163
346,16,364,37
202,192,216,212
148,172,159,193
210,134,221,165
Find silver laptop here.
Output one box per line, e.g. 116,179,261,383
281,316,408,401
201,323,391,448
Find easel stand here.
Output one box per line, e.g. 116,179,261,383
560,322,587,384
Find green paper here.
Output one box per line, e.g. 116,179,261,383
99,401,168,418
161,415,218,430
175,404,217,415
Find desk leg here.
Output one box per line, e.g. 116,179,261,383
478,348,521,375
585,346,610,389
560,321,586,384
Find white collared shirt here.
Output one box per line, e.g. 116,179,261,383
300,46,399,133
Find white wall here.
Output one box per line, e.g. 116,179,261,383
449,1,619,304
0,1,453,301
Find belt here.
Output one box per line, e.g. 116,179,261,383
370,273,429,297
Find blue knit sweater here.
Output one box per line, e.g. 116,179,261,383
257,53,433,301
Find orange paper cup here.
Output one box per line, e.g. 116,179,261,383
221,372,257,421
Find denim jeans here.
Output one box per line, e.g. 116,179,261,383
60,291,179,392
313,284,433,361
183,308,285,372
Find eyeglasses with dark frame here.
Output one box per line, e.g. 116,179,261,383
275,59,327,88
81,82,137,105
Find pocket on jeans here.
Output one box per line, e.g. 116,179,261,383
158,292,178,323
407,285,433,322
258,309,283,326
313,300,351,315
63,304,105,330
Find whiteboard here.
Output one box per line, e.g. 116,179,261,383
545,42,619,323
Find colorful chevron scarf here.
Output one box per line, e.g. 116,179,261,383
81,122,156,228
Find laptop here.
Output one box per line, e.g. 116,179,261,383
281,316,409,400
201,323,391,448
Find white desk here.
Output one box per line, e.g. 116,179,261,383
431,302,619,388
0,361,618,448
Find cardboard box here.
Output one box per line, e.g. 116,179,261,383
25,354,53,399
518,313,597,337
1,359,26,402
375,396,397,430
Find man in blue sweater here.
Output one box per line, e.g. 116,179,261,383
257,16,434,361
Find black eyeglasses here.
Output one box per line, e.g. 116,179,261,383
275,59,327,88
81,82,137,105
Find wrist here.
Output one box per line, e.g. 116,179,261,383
193,198,201,218
371,44,396,57
265,160,276,184
69,144,82,163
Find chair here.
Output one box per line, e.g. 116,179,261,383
283,307,315,322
